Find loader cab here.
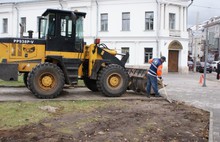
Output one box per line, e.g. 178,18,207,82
38,9,86,52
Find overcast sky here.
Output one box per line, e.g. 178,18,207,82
188,0,220,27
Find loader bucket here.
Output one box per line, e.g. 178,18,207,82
126,68,163,94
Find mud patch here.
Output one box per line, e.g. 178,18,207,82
0,100,209,142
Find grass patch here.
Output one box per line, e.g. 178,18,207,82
77,79,85,86
0,75,24,87
0,100,120,130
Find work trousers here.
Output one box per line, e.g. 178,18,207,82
146,74,160,96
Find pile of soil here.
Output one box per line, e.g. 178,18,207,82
0,100,209,142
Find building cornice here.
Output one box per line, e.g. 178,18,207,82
85,35,189,42
204,20,220,28
0,0,59,5
160,0,191,7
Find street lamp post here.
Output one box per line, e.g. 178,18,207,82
218,23,220,60
203,27,209,87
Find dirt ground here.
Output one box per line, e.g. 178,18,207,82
0,99,209,142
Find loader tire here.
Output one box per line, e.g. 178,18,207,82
97,64,128,97
83,77,98,92
27,63,65,99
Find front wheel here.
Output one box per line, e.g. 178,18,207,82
27,63,65,99
97,64,129,97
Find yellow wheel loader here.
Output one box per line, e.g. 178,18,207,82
0,9,159,99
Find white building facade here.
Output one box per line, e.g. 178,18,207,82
0,0,192,73
188,16,220,62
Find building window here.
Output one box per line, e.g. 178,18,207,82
122,12,130,31
3,18,8,33
145,11,154,30
169,13,175,30
101,13,108,31
37,16,41,32
21,17,26,32
121,47,129,63
144,48,153,63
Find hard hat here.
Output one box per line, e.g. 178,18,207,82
161,56,166,62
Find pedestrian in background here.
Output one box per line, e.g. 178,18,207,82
145,56,166,97
217,62,220,80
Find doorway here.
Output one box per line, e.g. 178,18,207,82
168,50,179,72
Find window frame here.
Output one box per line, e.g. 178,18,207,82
122,12,130,31
169,13,176,30
145,11,154,31
37,16,41,32
21,17,26,33
121,47,129,63
60,15,73,38
101,13,108,31
3,18,8,33
144,48,153,63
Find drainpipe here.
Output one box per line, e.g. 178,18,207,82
14,3,19,37
59,0,63,9
155,0,160,57
95,0,99,38
186,0,193,26
187,0,193,8
187,0,194,70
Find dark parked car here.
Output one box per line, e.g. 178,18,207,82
196,62,212,73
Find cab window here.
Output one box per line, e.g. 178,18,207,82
60,15,73,37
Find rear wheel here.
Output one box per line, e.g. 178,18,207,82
27,63,65,99
97,64,128,97
83,77,98,92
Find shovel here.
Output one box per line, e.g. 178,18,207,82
158,79,172,103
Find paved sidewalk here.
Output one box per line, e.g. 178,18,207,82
163,72,220,142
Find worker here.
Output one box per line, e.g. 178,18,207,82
145,56,166,97
217,62,220,80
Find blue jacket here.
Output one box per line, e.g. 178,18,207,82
148,58,163,77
